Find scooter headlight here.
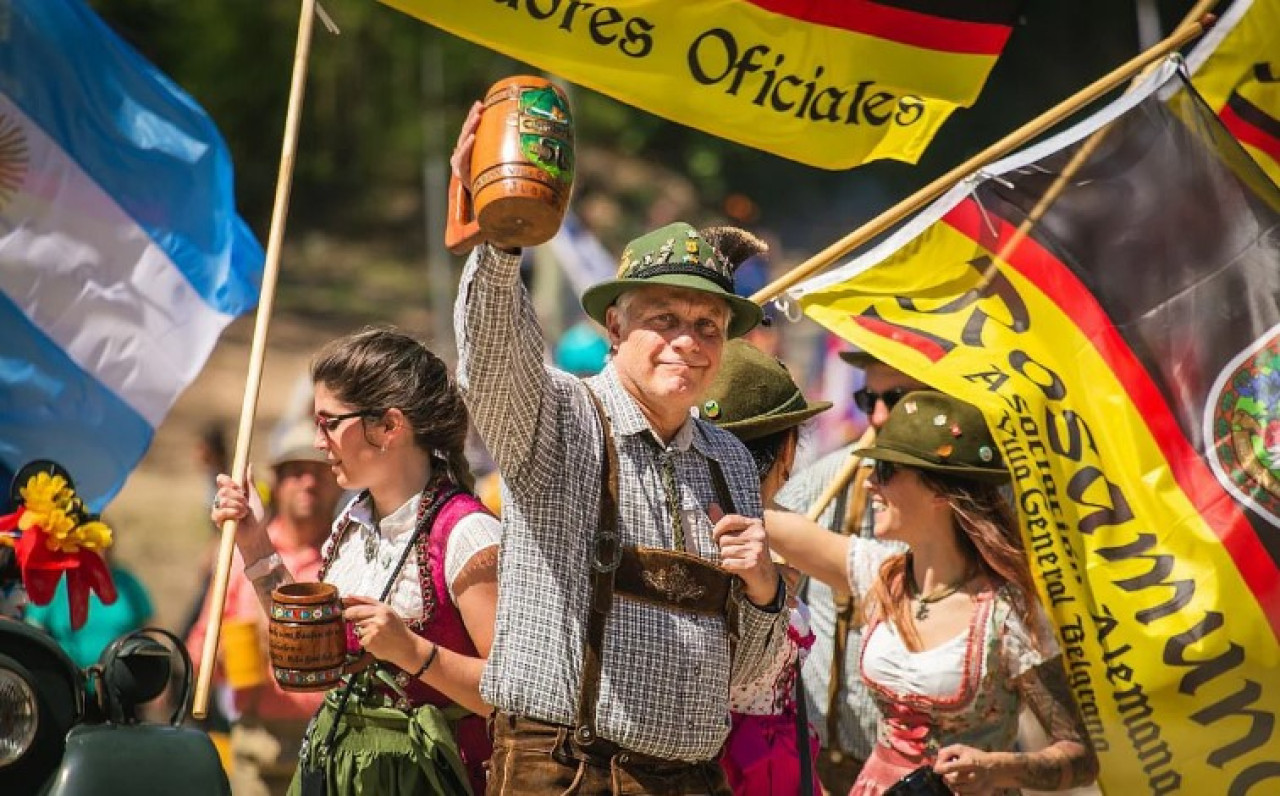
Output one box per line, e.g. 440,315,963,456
0,668,38,768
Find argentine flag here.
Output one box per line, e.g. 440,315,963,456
0,0,264,510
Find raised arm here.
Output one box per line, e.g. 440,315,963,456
210,470,294,616
450,104,558,485
762,507,852,595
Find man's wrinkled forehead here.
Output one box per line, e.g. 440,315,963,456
624,284,731,319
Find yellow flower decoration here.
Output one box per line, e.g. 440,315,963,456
19,472,73,517
73,520,112,552
15,470,113,554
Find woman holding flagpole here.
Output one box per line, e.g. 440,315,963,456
765,392,1098,796
211,327,500,796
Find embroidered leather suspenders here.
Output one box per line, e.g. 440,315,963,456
574,388,739,747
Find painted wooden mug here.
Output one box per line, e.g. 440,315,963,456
268,582,364,692
446,75,574,253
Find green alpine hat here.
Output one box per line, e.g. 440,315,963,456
859,391,1009,483
580,222,764,339
837,349,878,369
698,339,832,441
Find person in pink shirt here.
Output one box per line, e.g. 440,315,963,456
188,420,344,796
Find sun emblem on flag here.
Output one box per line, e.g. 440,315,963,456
0,112,28,212
1207,327,1280,528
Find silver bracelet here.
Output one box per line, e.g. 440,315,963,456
243,552,283,581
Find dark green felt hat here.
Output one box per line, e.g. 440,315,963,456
859,391,1009,483
580,222,764,339
698,339,832,441
837,349,877,369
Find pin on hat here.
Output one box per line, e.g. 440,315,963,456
699,340,831,441
580,222,763,339
857,392,1009,483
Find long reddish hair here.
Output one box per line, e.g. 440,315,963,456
865,468,1036,651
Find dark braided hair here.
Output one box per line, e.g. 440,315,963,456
311,327,475,491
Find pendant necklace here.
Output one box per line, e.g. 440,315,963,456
912,582,962,621
907,554,970,621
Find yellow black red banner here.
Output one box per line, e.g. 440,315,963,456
1185,0,1280,185
379,0,1019,169
794,61,1280,793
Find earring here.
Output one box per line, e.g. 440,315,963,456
379,444,387,454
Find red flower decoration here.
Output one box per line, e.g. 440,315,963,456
0,468,117,631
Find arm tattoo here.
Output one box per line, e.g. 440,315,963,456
250,565,295,616
451,545,499,597
1012,656,1100,789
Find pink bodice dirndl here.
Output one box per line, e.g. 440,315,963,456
337,491,494,796
722,608,822,796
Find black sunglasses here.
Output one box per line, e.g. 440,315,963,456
314,409,382,433
872,459,900,484
853,387,910,414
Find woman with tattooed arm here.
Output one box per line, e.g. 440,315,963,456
764,392,1098,796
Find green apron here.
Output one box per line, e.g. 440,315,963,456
289,688,473,796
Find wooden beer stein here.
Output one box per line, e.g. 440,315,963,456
268,582,370,692
446,75,574,254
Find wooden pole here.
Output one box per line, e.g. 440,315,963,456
750,15,1214,306
193,0,319,719
806,426,876,522
972,0,1220,297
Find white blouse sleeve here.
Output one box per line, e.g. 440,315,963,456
443,512,502,603
1000,592,1061,679
845,537,898,600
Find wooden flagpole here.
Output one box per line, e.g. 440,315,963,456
789,3,1217,523
750,13,1215,306
193,0,320,719
806,426,876,523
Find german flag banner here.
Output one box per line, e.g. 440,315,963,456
792,59,1280,792
1185,0,1280,186
378,0,1020,169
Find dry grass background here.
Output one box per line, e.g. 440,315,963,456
108,315,329,631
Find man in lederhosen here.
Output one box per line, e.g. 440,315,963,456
450,107,788,795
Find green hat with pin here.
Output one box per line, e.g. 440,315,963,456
698,339,831,441
580,221,764,339
859,391,1009,483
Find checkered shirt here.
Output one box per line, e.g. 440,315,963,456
774,442,905,761
454,244,788,762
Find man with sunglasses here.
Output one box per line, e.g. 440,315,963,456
771,350,928,795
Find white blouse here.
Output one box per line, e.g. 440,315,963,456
847,536,1058,700
323,491,501,618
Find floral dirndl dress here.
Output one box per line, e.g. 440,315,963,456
849,585,1057,796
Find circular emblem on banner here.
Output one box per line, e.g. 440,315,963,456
1206,325,1280,528
0,113,28,213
